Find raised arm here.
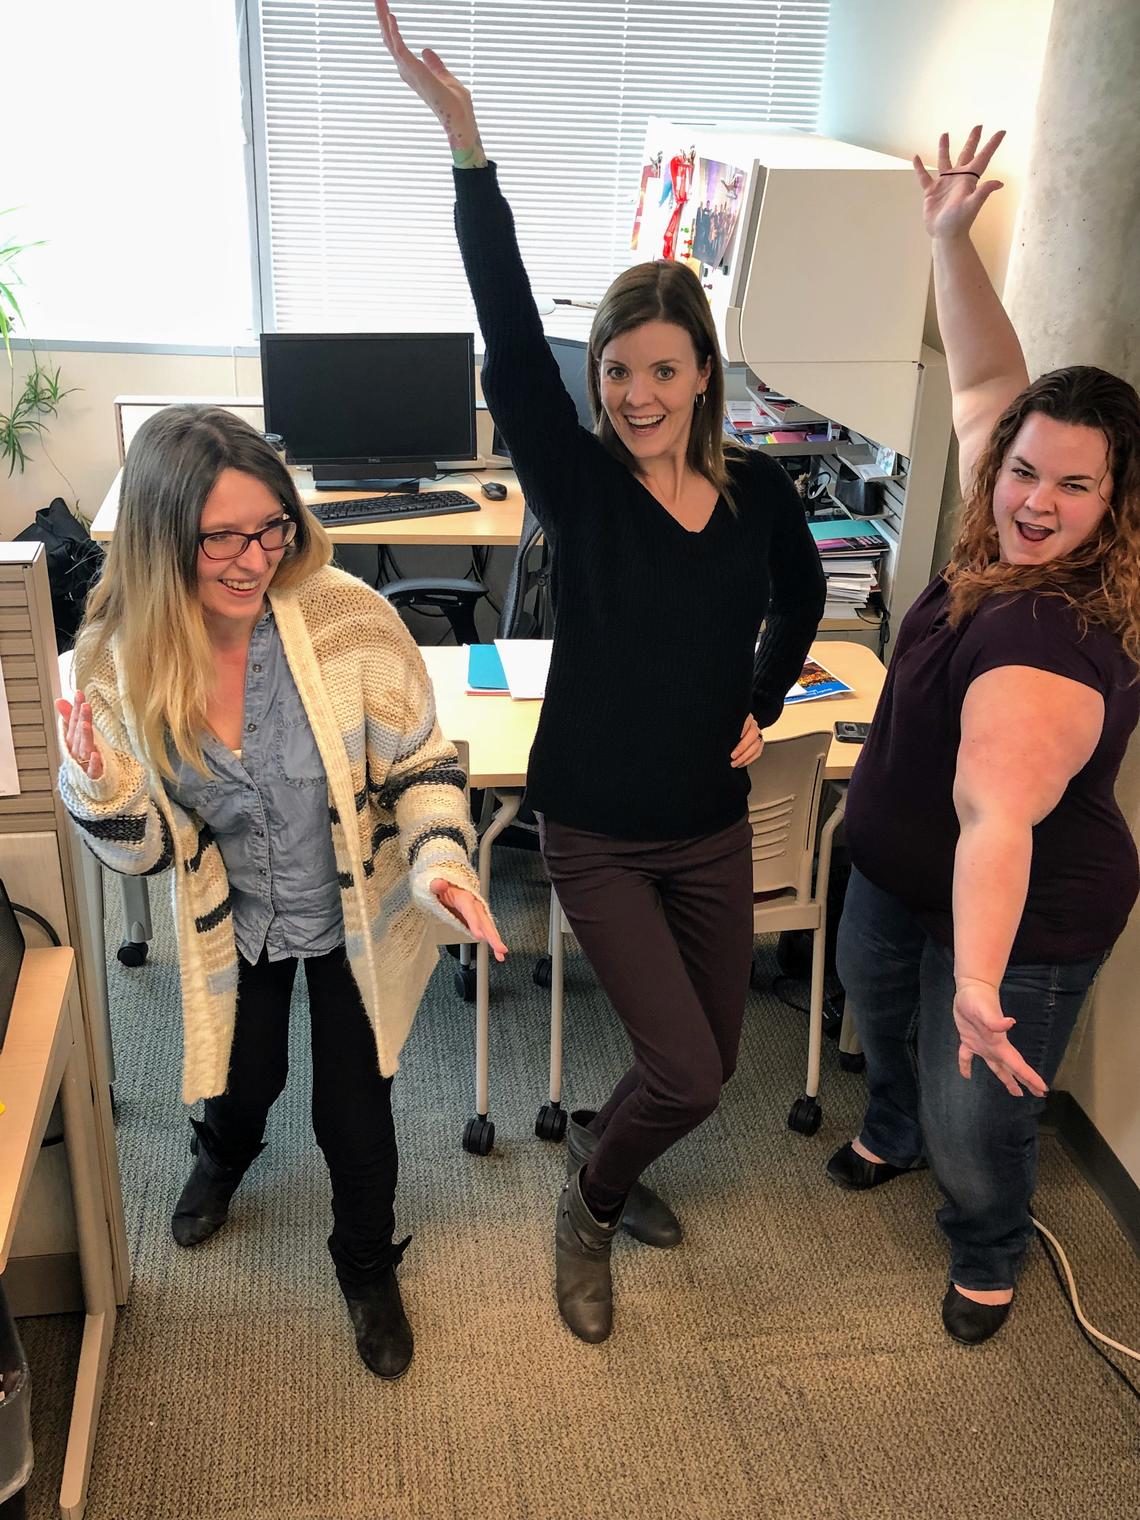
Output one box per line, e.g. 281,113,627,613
913,128,1030,494
373,1,585,496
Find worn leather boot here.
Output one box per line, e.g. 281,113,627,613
341,1238,414,1379
171,1118,265,1248
566,1110,683,1249
555,1166,618,1344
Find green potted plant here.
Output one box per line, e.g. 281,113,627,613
0,213,78,487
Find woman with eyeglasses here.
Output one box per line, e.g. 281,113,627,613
56,404,505,1380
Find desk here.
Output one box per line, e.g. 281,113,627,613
0,949,116,1519
421,638,886,1151
423,638,886,789
91,468,527,548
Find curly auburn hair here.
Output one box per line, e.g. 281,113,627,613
945,366,1140,667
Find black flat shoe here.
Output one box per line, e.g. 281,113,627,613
825,1141,921,1191
941,1285,1013,1346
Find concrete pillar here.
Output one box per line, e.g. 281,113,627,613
1003,0,1140,383
1006,1,1140,1188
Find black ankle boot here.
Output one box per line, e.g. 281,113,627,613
566,1110,683,1249
171,1118,265,1248
555,1166,618,1344
342,1241,414,1379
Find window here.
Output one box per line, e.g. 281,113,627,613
254,1,830,333
3,2,253,346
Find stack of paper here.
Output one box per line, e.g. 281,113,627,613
808,517,887,621
466,639,553,699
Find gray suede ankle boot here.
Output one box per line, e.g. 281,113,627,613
566,1110,683,1249
171,1118,265,1248
555,1166,618,1344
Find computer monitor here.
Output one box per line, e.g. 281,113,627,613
492,335,593,457
260,332,476,490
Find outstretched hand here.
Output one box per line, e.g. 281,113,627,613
431,879,508,962
913,126,1005,240
373,1,480,154
953,978,1048,1099
55,691,104,781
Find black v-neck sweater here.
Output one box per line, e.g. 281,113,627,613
455,165,826,840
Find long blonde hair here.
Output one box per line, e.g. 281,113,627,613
586,259,743,506
74,405,331,778
946,367,1140,667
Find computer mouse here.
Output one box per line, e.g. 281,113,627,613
480,479,508,501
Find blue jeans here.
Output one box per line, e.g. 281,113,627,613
836,867,1102,1292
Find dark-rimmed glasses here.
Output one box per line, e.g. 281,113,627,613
198,517,298,561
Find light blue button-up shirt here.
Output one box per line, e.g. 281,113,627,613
164,610,343,963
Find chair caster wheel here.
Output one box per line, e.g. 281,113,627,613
117,940,148,967
787,1095,822,1135
534,1102,566,1141
454,965,476,1002
838,1050,866,1073
462,1115,495,1155
533,955,553,990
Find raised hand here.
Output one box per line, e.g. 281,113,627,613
430,879,508,962
912,127,1005,241
55,691,105,781
373,1,482,158
952,978,1048,1099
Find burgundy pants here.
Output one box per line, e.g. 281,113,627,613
540,814,754,1215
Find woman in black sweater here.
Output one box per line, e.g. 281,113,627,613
377,1,825,1344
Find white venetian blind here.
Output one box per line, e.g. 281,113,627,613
258,0,829,333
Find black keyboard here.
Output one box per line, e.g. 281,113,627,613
309,489,481,527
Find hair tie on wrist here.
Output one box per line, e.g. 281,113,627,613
939,169,980,178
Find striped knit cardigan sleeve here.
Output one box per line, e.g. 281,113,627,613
57,649,175,878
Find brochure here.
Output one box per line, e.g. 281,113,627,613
784,656,853,705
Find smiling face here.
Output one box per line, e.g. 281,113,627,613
196,468,292,629
598,319,711,470
992,413,1114,565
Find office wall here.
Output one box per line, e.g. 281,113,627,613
0,347,260,537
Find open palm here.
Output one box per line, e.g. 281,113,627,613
373,0,476,149
913,127,1005,239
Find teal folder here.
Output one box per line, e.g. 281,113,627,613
466,643,508,692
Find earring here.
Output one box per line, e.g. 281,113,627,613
694,392,707,410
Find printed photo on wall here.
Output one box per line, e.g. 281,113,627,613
631,124,696,261
691,158,747,271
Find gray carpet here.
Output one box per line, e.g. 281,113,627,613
19,848,1140,1520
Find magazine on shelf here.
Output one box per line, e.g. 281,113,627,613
784,656,853,705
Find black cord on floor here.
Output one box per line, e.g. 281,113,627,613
1033,1218,1140,1401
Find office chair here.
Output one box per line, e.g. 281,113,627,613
532,730,840,1144
382,503,550,643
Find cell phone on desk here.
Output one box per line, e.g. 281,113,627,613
835,720,871,744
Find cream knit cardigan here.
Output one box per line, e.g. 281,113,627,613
58,565,483,1103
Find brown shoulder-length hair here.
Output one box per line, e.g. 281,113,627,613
74,405,332,779
946,366,1140,667
586,259,743,504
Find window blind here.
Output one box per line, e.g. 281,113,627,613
255,1,830,334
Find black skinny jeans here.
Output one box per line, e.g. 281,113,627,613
201,946,399,1293
540,815,754,1217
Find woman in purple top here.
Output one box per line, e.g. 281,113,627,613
833,128,1140,1345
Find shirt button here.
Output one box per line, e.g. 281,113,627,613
252,664,262,673
246,722,256,733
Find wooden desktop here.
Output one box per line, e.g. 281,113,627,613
91,467,526,548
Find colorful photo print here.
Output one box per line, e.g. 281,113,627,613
691,158,747,270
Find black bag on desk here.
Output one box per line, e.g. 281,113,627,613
0,880,26,1054
14,498,104,652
